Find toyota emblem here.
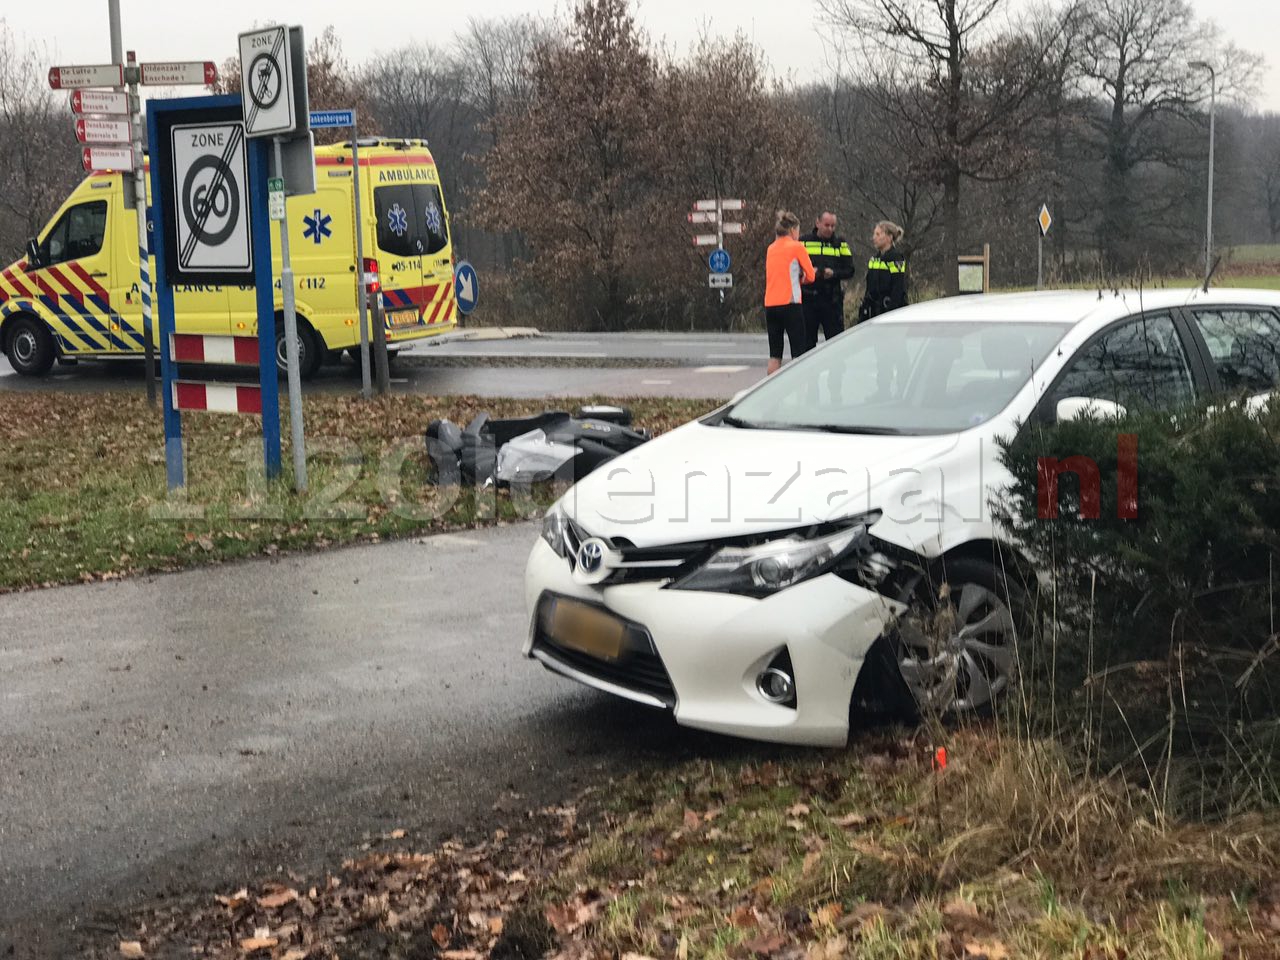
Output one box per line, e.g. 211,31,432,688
577,538,606,575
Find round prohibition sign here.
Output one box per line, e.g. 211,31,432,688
248,52,282,110
181,154,241,248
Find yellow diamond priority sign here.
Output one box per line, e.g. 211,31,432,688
1038,204,1053,237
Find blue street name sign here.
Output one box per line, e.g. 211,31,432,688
309,109,355,129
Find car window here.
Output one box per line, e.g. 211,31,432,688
1051,313,1195,411
413,184,449,256
39,201,108,266
1191,308,1280,394
374,185,419,257
725,321,1070,435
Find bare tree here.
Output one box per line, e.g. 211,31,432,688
820,0,1064,293
0,24,82,261
1079,0,1261,271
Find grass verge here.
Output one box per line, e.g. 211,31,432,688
0,391,718,593
90,728,1280,959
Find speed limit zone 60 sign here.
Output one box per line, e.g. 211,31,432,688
170,121,252,276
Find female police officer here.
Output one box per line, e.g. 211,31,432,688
858,221,908,322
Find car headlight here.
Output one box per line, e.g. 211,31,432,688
541,504,571,558
670,514,878,597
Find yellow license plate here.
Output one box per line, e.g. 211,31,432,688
550,599,625,660
388,307,420,328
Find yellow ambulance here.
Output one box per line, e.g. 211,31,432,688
0,138,458,379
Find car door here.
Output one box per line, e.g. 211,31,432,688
1043,311,1201,417
1180,306,1280,402
33,198,118,353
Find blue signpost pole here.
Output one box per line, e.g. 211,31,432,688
145,101,183,490
248,137,282,478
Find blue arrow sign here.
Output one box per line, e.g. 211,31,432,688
309,109,355,129
709,248,730,273
454,260,479,315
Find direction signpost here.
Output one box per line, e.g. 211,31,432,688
48,64,124,89
140,61,218,86
75,116,131,144
70,90,128,115
691,198,745,301
81,145,134,171
51,50,219,406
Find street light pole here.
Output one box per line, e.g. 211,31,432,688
1192,61,1216,280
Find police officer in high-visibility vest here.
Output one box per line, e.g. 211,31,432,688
799,211,856,350
858,221,908,322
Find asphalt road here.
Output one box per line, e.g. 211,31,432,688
0,332,770,399
0,524,794,955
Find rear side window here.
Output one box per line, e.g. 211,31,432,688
414,184,449,255
374,182,449,257
1191,308,1280,394
40,200,108,266
374,185,417,257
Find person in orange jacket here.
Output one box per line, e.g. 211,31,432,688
764,210,816,375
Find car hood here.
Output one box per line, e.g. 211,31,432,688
560,419,964,548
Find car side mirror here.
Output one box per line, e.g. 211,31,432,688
24,238,40,270
1055,396,1127,422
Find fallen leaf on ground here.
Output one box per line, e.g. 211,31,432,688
964,941,1011,960
944,898,981,919
730,905,759,929
257,888,298,909
741,932,788,956
215,888,249,908
432,923,451,947
239,936,278,953
803,850,823,875
119,942,144,958
786,803,810,818
806,935,848,959
683,809,700,829
282,952,307,960
812,903,843,927
387,828,406,839
833,812,867,828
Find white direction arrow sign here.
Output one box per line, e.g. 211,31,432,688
693,234,718,246
49,64,124,90
720,199,744,211
141,61,218,86
688,211,717,224
722,222,744,235
75,117,131,144
82,145,135,172
70,89,129,115
693,200,717,212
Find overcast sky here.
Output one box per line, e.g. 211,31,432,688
9,0,1279,110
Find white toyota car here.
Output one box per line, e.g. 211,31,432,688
523,290,1280,745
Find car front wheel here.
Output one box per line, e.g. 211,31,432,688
892,557,1025,717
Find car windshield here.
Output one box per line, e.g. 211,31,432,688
724,320,1072,435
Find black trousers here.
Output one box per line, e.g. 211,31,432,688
803,296,844,351
765,304,807,360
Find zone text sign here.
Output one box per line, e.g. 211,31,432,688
169,121,252,279
238,26,308,138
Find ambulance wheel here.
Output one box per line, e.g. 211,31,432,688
275,320,323,380
5,315,56,376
